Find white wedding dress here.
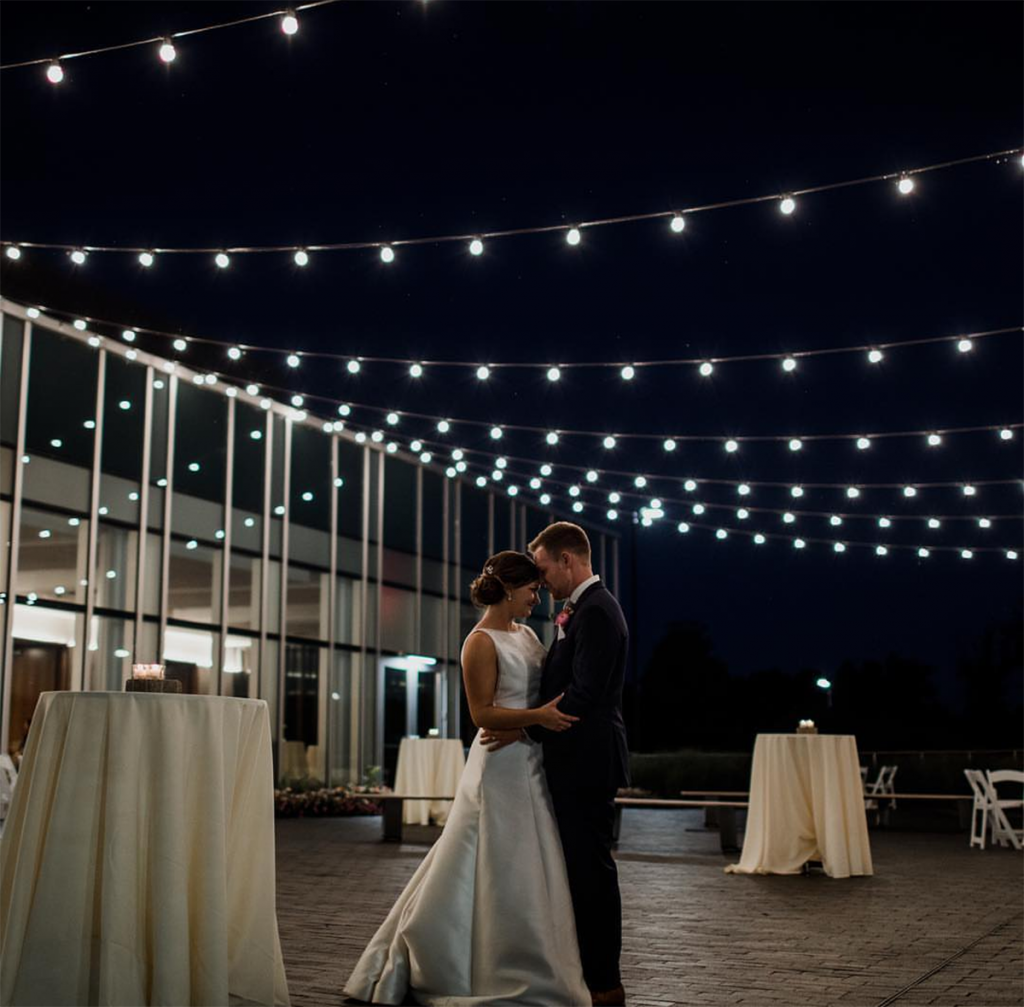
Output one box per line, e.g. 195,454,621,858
344,625,590,1006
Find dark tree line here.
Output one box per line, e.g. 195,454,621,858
626,612,1023,753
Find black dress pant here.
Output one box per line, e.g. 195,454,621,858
549,785,622,991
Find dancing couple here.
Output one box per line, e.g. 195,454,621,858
345,521,630,1006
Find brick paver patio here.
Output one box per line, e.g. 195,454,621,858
275,810,1023,1007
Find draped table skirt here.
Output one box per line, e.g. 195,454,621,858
0,691,290,1006
726,733,873,878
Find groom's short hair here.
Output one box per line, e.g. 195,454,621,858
529,522,591,563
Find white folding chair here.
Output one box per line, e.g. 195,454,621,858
985,769,1024,850
0,754,17,824
864,764,898,823
964,768,992,849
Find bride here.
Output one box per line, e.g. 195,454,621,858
344,550,591,1006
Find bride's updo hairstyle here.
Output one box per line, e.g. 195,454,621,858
469,551,540,609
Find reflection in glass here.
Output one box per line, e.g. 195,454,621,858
96,523,138,611
222,632,257,698
381,585,416,653
227,553,261,630
9,604,79,760
281,642,323,782
162,625,216,695
99,355,145,525
17,507,87,604
287,565,327,641
172,382,226,540
167,539,221,624
329,649,357,786
86,615,134,691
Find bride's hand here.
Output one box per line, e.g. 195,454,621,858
537,694,579,732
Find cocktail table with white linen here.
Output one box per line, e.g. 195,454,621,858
726,732,873,879
0,691,290,1006
393,737,466,825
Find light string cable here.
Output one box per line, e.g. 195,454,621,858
0,1,341,72
15,303,1023,377
3,147,1022,260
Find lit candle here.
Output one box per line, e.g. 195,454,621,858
132,664,165,681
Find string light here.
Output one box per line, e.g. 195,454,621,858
725,440,739,453
158,39,177,63
546,432,560,445
215,252,230,269
663,439,676,452
897,176,915,195
469,239,484,256
73,319,87,330
547,367,561,382
70,250,87,265
670,214,686,233
281,9,299,34
782,357,797,372
5,246,21,260
603,436,617,450
868,349,884,364
789,438,803,452
927,433,942,447
294,250,309,267
699,362,714,377
173,338,188,352
347,360,360,374
380,246,395,264
1000,428,1014,440
620,366,635,381
566,228,581,246
139,252,154,267
490,426,503,440
856,437,871,450
437,420,450,434
476,366,490,381
286,353,300,368
957,338,974,353
45,61,63,84
409,363,423,378
779,196,796,215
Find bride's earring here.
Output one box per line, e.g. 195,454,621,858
506,593,513,602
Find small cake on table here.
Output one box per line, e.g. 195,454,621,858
125,664,181,694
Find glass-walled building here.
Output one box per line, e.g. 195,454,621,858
0,299,621,786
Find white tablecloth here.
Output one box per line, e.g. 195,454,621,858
0,691,290,1006
393,737,466,825
726,733,873,878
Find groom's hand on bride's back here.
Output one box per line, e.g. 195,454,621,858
480,728,524,751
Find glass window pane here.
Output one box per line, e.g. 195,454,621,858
232,403,266,552
337,439,363,540
381,586,416,653
96,522,138,612
99,355,145,525
17,507,87,604
335,576,363,647
287,565,327,641
227,553,261,631
172,381,226,541
460,486,490,571
282,642,323,781
423,471,444,560
86,615,134,691
162,625,217,695
328,649,358,787
167,539,221,624
384,457,416,554
222,632,257,699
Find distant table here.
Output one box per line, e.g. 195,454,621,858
393,737,465,825
726,733,873,878
0,691,290,1006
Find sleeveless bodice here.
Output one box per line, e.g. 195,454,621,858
462,626,547,708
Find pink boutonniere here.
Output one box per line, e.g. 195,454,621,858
553,603,575,629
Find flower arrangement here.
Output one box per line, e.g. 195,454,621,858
274,783,390,818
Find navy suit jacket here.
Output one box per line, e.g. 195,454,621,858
528,581,630,793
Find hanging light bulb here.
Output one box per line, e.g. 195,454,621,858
409,363,423,378
834,542,847,553
1006,550,1019,561
386,412,400,426
603,436,616,450
957,338,973,353
138,251,155,267
788,438,803,452
586,470,599,483
699,361,714,377
620,365,635,381
476,365,490,380
978,517,992,529
782,357,797,372
779,196,796,215
410,440,423,453
46,61,64,84
287,353,300,368
856,437,871,450
830,515,843,527
228,346,242,360
876,545,888,556
158,38,177,63
927,433,942,447
724,440,739,453
607,509,619,520
670,214,686,233
794,539,806,549
692,504,705,516
737,509,750,520
927,518,941,529
347,360,361,374
293,249,309,267
634,476,647,488
568,485,581,498
121,329,136,343
897,175,915,195
783,512,796,524
572,501,584,513
918,548,930,558
737,484,750,496
547,366,561,382
371,430,384,443
716,529,728,540
490,426,503,440
437,420,450,433
469,238,484,256
868,349,884,364
530,477,542,490
790,485,804,498
507,485,519,497
452,449,465,461
754,534,766,545
70,250,87,265
281,9,299,34
999,428,1014,440
540,493,552,506
476,476,487,488
215,252,230,269
663,439,677,452
684,480,698,493
878,517,891,528
677,523,691,534
540,464,553,477
847,487,861,499
5,246,22,260
961,549,973,560
608,492,621,504
903,486,918,498
74,319,87,331
566,227,581,245
380,246,395,264
337,404,351,417
420,452,433,464
962,484,976,496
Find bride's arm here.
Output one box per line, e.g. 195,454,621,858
462,633,579,732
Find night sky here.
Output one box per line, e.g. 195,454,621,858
1,2,1021,704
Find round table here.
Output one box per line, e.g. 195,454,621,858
393,737,466,825
0,691,290,1006
726,733,873,878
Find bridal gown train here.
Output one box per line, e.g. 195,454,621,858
344,625,590,1006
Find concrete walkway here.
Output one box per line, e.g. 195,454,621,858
275,809,1022,1007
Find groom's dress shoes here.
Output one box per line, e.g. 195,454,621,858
591,985,626,1006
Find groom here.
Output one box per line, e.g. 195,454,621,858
483,522,630,1007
